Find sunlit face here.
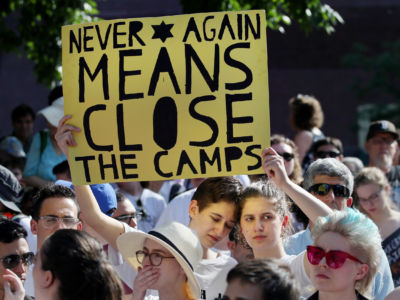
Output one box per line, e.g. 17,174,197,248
309,232,368,294
311,175,351,211
223,279,263,300
240,197,286,255
113,199,138,229
141,239,183,290
0,238,30,288
31,197,81,250
189,201,236,249
365,133,397,170
356,183,387,216
271,142,295,176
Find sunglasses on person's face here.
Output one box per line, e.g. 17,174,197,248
277,152,294,162
307,246,363,269
316,151,341,159
309,183,350,198
0,252,35,269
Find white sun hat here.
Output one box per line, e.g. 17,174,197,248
117,222,203,298
37,97,64,127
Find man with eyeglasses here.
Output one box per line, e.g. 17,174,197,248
0,219,34,300
30,184,82,250
284,158,394,300
113,191,139,229
23,184,82,297
364,120,400,207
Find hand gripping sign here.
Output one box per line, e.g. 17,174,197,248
62,10,270,185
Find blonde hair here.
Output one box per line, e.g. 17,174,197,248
311,210,381,296
182,280,195,300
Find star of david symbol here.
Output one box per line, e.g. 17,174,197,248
151,21,174,42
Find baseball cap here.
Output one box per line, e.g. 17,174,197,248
366,120,399,141
55,180,117,216
0,137,26,158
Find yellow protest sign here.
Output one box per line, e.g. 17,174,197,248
62,10,270,185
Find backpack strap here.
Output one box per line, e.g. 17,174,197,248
39,130,48,155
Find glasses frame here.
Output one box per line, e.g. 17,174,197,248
39,215,80,229
114,212,141,223
0,252,35,269
358,189,382,205
135,250,175,266
307,246,363,269
309,183,350,198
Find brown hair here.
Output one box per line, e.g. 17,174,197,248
192,176,243,216
289,94,324,130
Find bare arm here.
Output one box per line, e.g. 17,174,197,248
55,115,127,249
262,147,332,223
294,130,313,164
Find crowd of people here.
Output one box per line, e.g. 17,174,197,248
0,92,400,300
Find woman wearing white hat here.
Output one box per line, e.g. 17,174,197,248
23,97,66,188
117,222,203,300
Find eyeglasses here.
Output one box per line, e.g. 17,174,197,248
114,213,141,223
136,250,175,266
307,246,363,269
0,252,35,269
316,151,341,159
309,183,350,198
277,152,294,162
358,190,382,205
39,216,80,229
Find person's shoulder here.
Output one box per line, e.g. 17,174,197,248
170,188,196,203
142,188,165,201
284,228,311,255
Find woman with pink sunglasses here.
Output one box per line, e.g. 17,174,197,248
306,210,381,299
239,147,381,299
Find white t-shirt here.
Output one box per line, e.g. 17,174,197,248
195,253,238,300
280,252,314,298
121,188,166,232
156,189,196,227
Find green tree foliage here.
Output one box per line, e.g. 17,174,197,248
342,41,400,100
180,0,344,34
0,0,99,87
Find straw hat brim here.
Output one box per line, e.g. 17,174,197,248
117,230,200,298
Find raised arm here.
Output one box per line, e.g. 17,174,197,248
262,147,332,223
55,115,127,249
